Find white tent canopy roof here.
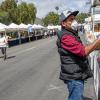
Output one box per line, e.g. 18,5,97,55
37,24,44,29
0,23,7,32
7,23,19,29
0,27,6,32
32,24,38,29
47,25,61,30
47,25,54,29
27,24,32,27
19,23,28,29
0,23,46,31
32,24,44,29
0,23,7,28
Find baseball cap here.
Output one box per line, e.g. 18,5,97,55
59,10,79,22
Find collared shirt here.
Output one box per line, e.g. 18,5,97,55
61,35,86,57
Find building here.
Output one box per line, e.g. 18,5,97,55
34,18,44,26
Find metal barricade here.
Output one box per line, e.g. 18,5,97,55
90,51,100,100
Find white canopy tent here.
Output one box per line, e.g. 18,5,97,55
37,25,44,29
0,23,7,28
32,24,38,29
7,23,19,31
27,24,32,27
18,23,28,29
37,25,43,29
47,25,54,29
47,25,61,30
0,23,7,32
32,24,44,29
0,23,46,31
0,27,6,32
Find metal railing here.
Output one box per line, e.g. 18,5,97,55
90,50,100,100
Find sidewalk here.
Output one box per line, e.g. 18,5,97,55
84,78,96,100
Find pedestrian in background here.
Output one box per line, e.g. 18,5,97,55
0,33,8,60
56,10,100,100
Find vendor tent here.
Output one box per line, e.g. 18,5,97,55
7,23,19,30
37,25,44,29
47,25,61,30
32,24,38,29
18,23,28,29
0,23,7,28
0,23,7,32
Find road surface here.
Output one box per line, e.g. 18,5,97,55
0,36,96,100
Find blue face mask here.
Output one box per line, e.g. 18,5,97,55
71,20,78,31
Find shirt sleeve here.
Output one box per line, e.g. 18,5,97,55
61,35,86,57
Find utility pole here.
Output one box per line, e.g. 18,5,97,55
91,0,94,34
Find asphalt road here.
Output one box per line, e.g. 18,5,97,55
0,36,96,100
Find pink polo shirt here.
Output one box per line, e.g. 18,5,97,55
61,35,86,57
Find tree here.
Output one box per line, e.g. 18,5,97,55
17,2,29,24
0,0,17,12
43,12,59,26
0,0,18,24
8,8,19,23
0,0,37,24
27,3,37,24
0,10,9,24
76,13,90,23
17,2,37,24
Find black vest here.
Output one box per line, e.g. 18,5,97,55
56,28,93,81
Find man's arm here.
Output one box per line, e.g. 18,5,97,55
85,39,100,56
61,35,86,57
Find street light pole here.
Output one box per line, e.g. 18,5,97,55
91,0,95,35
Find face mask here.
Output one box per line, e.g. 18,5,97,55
71,20,78,31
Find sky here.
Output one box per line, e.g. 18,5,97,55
0,0,91,18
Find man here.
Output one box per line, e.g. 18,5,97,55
0,33,8,60
56,10,100,100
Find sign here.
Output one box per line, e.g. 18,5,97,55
28,26,33,33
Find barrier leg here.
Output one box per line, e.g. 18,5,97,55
93,51,99,100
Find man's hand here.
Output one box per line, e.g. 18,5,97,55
85,38,100,56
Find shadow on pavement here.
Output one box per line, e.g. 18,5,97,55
83,97,93,100
0,56,4,58
6,56,16,59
